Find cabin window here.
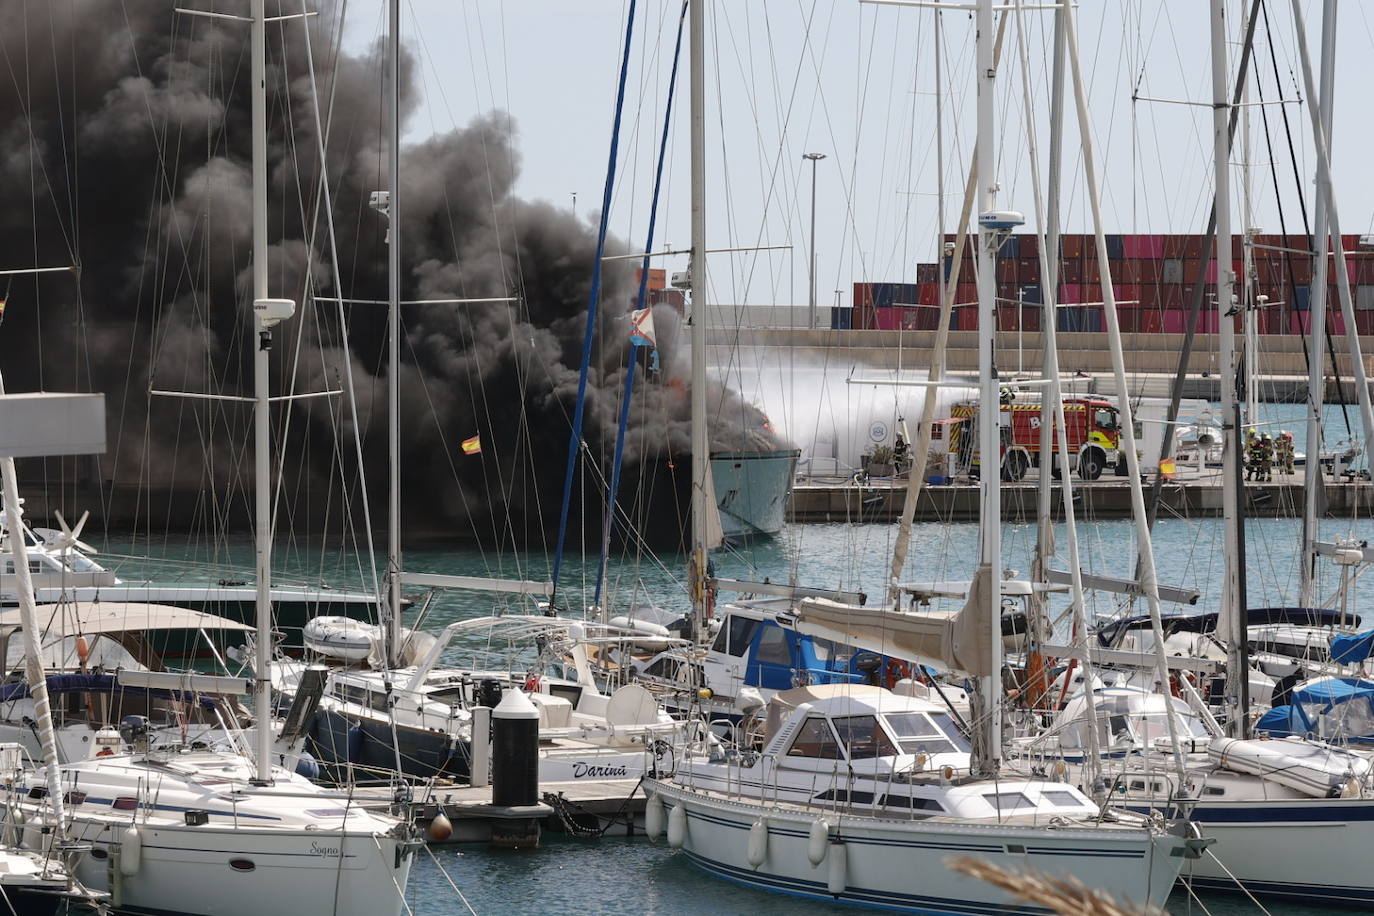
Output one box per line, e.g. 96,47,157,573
719,616,759,657
809,638,854,664
1203,786,1225,796
812,789,875,805
984,792,1034,813
880,794,943,812
831,715,898,759
786,716,844,759
644,657,682,680
754,626,792,666
1094,409,1117,432
884,712,971,754
1040,790,1082,807
1129,780,1146,790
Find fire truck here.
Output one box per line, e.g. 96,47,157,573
946,397,1124,481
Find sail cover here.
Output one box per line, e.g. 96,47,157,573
792,564,994,676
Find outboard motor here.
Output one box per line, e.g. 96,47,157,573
119,715,151,756
855,653,883,687
477,678,503,710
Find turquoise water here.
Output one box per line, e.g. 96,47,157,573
80,511,1374,914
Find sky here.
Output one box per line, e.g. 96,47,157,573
337,0,1374,314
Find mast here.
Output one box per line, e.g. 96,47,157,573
687,0,713,640
1209,0,1248,737
973,0,1003,775
1298,0,1337,607
1239,3,1258,428
250,0,274,783
385,0,403,668
0,379,65,827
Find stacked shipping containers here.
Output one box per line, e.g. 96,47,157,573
848,233,1374,334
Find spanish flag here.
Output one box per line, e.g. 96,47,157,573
461,435,481,456
1159,457,1177,479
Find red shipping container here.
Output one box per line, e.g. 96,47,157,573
918,283,940,306
1059,283,1082,304
1018,260,1041,283
1061,235,1085,259
960,307,980,331
956,283,979,305
1357,258,1374,284
1124,234,1165,258
1118,285,1144,306
1357,311,1374,336
873,306,901,330
997,259,1019,282
1138,310,1165,333
1019,235,1040,259
1116,310,1141,333
1182,236,1207,259
853,282,875,309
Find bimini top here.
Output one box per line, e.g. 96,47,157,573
1097,607,1357,647
0,602,252,636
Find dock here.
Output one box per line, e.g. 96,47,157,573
788,473,1374,523
355,778,648,844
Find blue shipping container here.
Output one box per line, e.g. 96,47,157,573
831,307,853,329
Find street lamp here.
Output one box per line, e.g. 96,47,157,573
803,152,827,329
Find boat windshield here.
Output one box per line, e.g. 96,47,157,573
830,715,898,759
883,711,972,754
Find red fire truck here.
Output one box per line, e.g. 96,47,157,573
947,397,1124,481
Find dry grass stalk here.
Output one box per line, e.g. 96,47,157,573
946,855,1163,916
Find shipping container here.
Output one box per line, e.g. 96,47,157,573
997,259,1019,283
998,236,1020,259
831,306,853,330
1124,234,1165,258
1061,235,1086,259
1017,260,1041,283
1106,235,1125,260
1019,234,1039,259
916,263,939,283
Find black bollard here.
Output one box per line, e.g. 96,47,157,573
491,689,540,808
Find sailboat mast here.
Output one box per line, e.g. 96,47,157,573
250,0,273,783
973,0,1002,773
386,0,403,668
688,0,710,638
1298,1,1338,607
1210,0,1248,736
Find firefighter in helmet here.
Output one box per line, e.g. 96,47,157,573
1258,433,1275,482
1245,428,1262,481
1276,431,1295,475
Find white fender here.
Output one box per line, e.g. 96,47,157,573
119,825,142,877
644,793,665,839
747,819,768,868
807,818,830,867
666,804,687,849
827,842,847,896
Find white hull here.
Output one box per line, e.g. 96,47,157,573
1138,796,1374,905
648,779,1186,914
57,820,412,916
711,450,799,539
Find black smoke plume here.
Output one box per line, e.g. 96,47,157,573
0,0,785,553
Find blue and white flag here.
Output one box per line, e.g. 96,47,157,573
629,307,656,347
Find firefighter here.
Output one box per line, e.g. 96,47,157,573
1276,431,1295,475
1258,433,1275,482
1245,429,1262,481
892,434,910,470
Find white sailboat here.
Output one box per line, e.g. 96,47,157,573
0,4,420,914
641,2,1198,911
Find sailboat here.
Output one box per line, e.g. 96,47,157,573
0,5,420,914
641,2,1198,910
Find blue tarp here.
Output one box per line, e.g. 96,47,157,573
1289,677,1374,706
1331,630,1374,665
1256,704,1315,737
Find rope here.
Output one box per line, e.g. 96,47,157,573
550,0,641,601
596,0,689,610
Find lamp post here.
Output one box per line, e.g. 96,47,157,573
803,152,827,329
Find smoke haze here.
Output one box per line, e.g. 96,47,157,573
0,1,785,550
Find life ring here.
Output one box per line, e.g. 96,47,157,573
884,660,911,689
524,674,542,694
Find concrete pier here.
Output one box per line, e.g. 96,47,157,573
788,474,1374,523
